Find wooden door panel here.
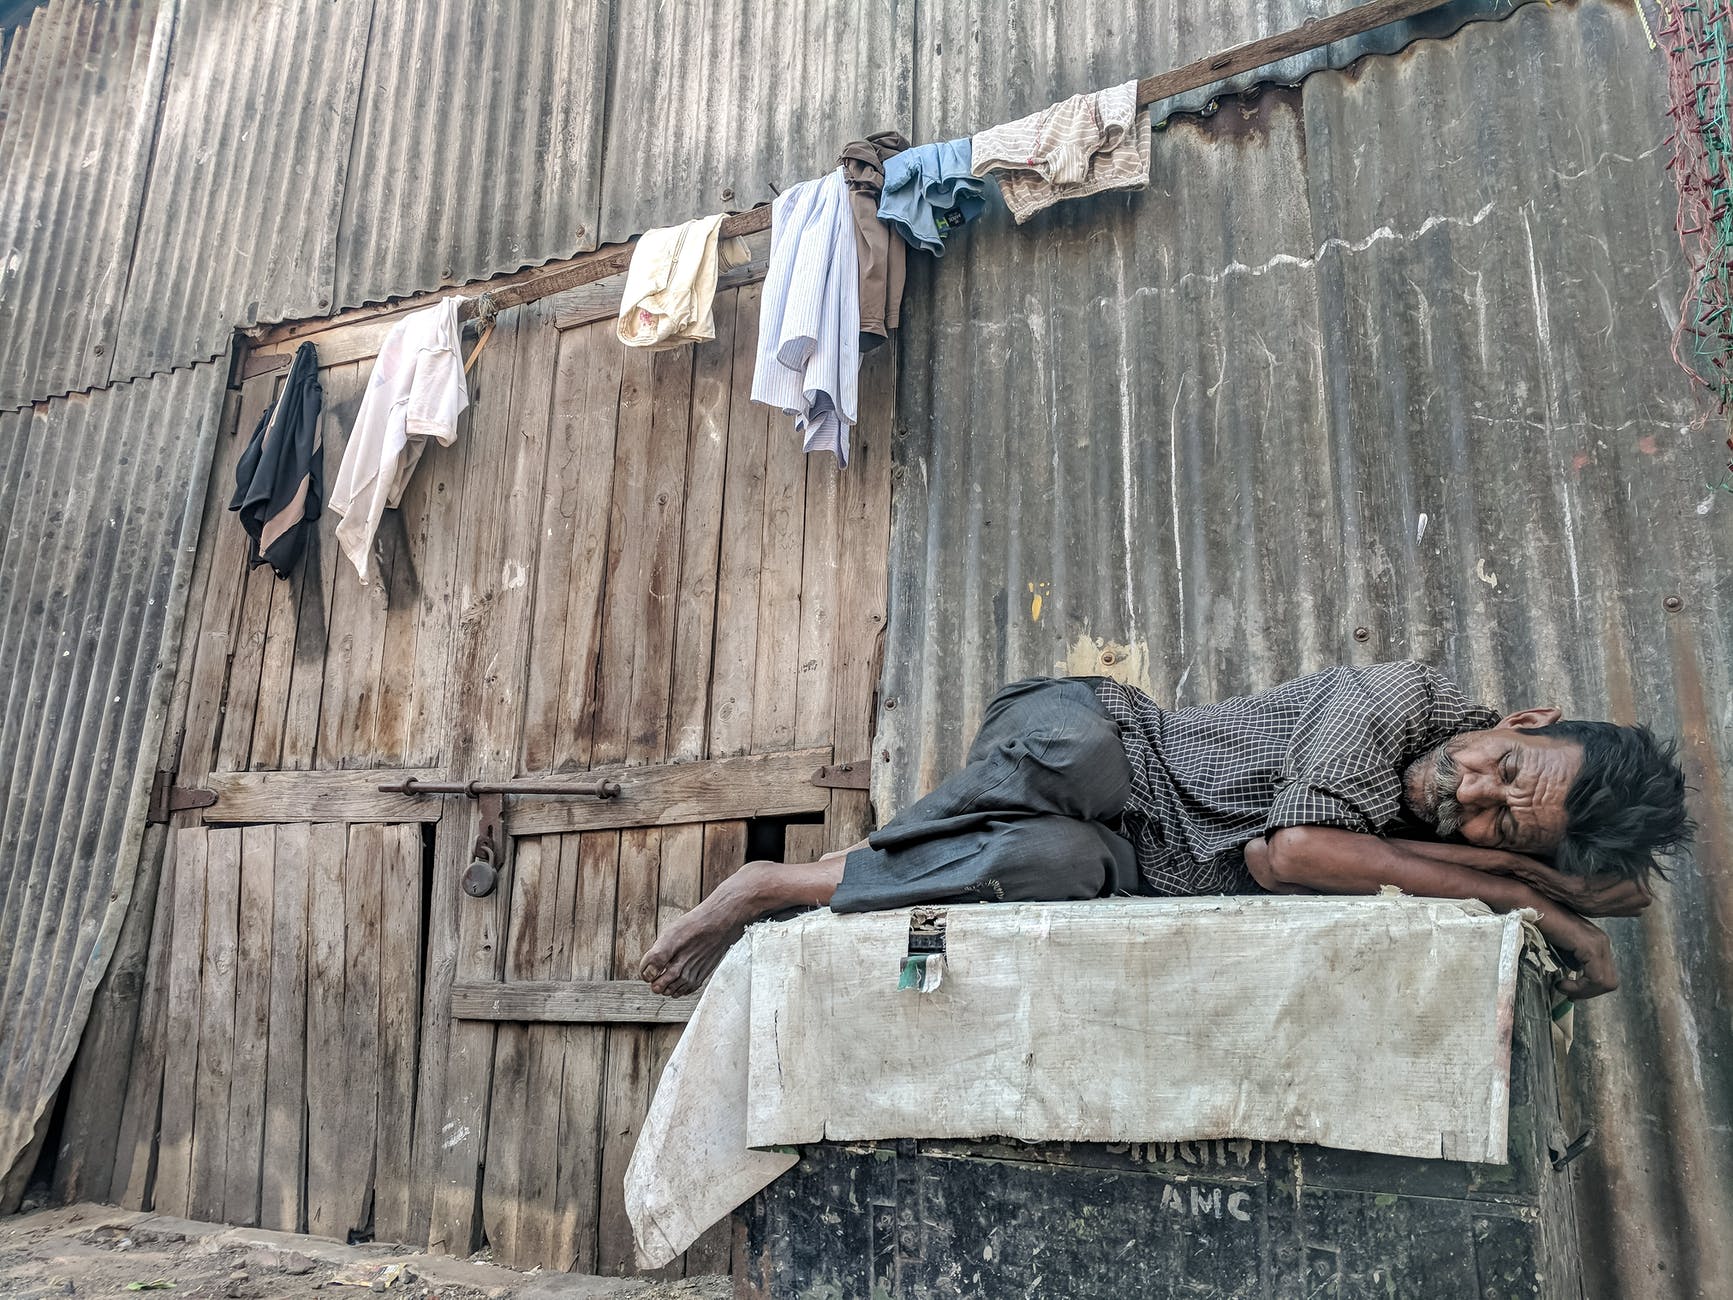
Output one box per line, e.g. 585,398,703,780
152,822,421,1237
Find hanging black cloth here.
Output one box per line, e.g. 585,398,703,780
230,340,324,578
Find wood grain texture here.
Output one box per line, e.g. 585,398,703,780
217,564,277,772
153,828,207,1216
375,823,423,1245
179,389,264,782
303,822,349,1240
505,749,830,836
222,825,275,1225
202,768,443,823
669,296,735,765
452,980,698,1024
338,823,385,1237
425,302,548,1256
524,321,623,774
556,831,620,1274
707,286,769,759
260,822,310,1232
750,364,807,754
247,563,301,768
828,342,895,849
188,827,240,1222
597,829,665,1276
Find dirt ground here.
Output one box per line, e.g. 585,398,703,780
0,1206,729,1300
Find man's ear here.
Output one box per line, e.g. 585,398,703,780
1501,706,1563,730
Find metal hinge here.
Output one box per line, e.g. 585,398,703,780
146,770,217,824
810,761,872,790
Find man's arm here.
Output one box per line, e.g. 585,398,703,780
1387,837,1652,917
1245,825,1618,998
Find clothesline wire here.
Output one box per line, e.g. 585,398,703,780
452,0,1451,327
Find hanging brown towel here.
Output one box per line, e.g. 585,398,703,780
839,131,911,352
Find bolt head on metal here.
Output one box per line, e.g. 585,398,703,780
1101,650,1118,665
1353,626,1371,642
1664,595,1684,612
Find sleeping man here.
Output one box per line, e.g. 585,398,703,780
640,662,1692,1000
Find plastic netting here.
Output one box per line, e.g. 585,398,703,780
1658,1,1733,483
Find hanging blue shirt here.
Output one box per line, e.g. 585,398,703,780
877,138,989,257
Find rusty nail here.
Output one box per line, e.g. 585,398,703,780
721,187,736,203
1664,595,1684,612
881,749,890,762
1353,626,1371,642
885,698,897,710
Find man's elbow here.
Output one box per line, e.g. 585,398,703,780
1254,826,1325,889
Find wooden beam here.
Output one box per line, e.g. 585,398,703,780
450,980,697,1024
246,0,1447,357
505,747,831,836
1135,0,1449,107
203,768,444,823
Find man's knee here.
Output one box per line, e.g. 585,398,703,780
967,815,1138,903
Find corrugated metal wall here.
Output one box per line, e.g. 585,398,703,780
883,4,1733,1297
3,0,1729,1292
0,361,226,1201
0,0,171,411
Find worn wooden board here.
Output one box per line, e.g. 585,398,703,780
827,343,895,849
222,825,275,1225
556,831,621,1274
424,302,545,1256
202,769,442,823
482,836,547,1264
153,828,208,1216
452,981,698,1024
248,563,301,769
188,827,240,1222
338,824,385,1237
375,824,423,1244
260,822,310,1232
597,829,666,1276
750,367,807,755
669,297,735,765
506,749,830,836
303,822,349,1239
707,285,769,760
217,564,278,772
108,827,177,1208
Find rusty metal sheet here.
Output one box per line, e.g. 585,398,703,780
107,0,373,383
883,5,1732,1296
332,0,609,308
0,361,226,1190
596,0,916,244
0,0,171,411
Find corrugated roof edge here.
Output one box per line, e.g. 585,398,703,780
5,0,1551,416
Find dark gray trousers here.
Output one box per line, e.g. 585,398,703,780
831,677,1141,912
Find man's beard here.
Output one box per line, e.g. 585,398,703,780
1404,743,1466,838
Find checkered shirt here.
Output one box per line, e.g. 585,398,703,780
1093,662,1501,896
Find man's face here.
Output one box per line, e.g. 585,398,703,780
1401,723,1583,855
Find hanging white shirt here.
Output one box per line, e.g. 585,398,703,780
330,296,469,582
750,168,860,466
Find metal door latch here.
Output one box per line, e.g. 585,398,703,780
380,776,623,899
463,791,503,898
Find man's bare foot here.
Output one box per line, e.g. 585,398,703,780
639,851,854,997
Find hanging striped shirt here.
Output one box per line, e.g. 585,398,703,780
750,168,861,466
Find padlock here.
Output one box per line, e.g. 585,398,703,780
462,840,498,898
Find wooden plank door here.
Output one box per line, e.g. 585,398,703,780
424,288,896,1277
111,275,893,1275
114,335,477,1242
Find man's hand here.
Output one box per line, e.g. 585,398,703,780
1391,838,1653,917
1535,906,1620,999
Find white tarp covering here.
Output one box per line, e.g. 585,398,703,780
627,896,1526,1268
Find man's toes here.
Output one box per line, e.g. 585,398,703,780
640,955,664,982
